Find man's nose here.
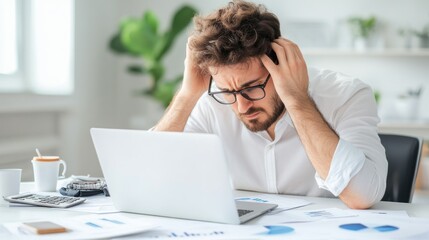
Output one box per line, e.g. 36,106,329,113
236,94,253,114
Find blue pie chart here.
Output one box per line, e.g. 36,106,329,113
259,225,294,235
340,223,399,232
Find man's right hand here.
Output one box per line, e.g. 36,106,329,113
153,37,210,132
179,37,211,98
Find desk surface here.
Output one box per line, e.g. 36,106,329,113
1,184,429,239
1,183,428,225
278,191,429,218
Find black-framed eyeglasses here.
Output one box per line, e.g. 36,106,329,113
208,74,271,105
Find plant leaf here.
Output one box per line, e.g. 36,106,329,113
120,19,145,54
143,11,159,36
170,5,197,38
127,65,146,74
153,5,197,61
108,32,129,54
120,14,159,58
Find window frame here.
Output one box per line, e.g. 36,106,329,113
0,0,24,92
0,0,74,95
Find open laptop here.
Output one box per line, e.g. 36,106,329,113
90,128,277,224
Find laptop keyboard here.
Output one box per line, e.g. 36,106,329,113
237,209,254,217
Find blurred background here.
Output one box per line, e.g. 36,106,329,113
0,0,428,194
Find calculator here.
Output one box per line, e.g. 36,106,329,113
3,193,86,208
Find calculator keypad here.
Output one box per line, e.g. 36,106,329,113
5,193,86,208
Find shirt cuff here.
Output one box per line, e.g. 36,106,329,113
315,139,366,196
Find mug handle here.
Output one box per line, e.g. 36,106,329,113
58,160,67,179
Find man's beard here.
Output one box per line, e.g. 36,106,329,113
239,94,285,132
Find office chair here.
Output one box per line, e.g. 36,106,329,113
379,133,423,203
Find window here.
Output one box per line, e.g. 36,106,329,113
0,0,21,90
30,0,74,94
0,0,18,75
0,0,74,95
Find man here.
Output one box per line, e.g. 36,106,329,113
154,0,387,209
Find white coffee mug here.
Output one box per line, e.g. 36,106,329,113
32,156,67,192
0,169,22,206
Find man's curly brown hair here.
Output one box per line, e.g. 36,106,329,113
190,0,281,72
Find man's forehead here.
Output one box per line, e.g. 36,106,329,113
208,58,264,76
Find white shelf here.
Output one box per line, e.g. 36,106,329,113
379,121,429,129
0,136,60,161
0,94,74,113
302,48,429,57
378,121,429,140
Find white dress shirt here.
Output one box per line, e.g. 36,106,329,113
184,67,387,204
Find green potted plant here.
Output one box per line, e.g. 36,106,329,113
347,16,377,51
373,89,381,104
398,27,414,49
109,5,198,108
395,87,423,120
413,24,429,48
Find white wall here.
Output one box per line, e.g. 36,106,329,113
71,0,121,176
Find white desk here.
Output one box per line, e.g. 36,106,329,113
1,185,429,222
1,183,429,238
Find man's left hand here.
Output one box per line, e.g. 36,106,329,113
261,37,309,107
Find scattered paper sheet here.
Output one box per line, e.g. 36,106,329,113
118,214,429,240
302,215,429,240
3,213,157,240
344,209,409,217
108,213,429,240
119,217,294,239
61,195,118,214
252,208,410,225
0,225,12,239
252,208,358,224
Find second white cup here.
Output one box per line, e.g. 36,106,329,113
0,169,22,206
32,156,67,192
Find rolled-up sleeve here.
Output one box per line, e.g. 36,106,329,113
315,139,365,196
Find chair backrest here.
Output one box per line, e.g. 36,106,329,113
379,133,422,203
